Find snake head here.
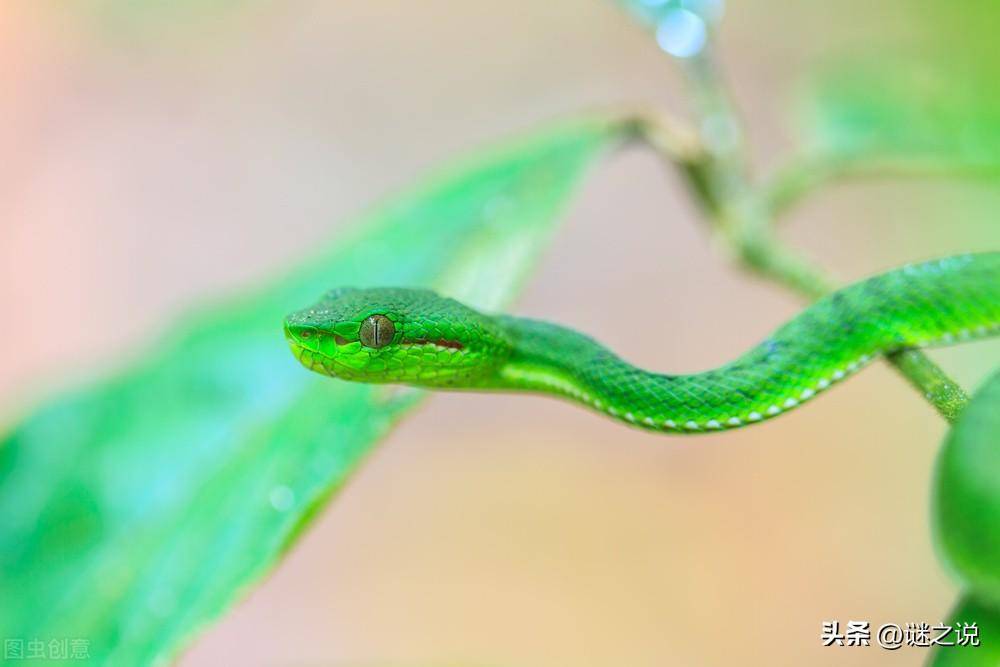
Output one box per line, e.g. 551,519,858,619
284,287,511,387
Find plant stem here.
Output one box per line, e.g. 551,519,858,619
885,350,970,423
725,213,970,422
760,151,1000,220
626,53,970,423
621,108,719,216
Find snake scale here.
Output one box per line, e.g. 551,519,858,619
284,253,1000,433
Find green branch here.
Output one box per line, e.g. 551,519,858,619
725,216,970,423
760,150,1000,220
625,86,970,423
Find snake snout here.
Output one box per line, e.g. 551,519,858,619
284,319,343,378
283,320,324,354
283,320,307,343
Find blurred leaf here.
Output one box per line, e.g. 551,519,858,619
906,0,1000,68
930,594,1000,666
933,369,1000,602
794,0,999,172
0,115,628,666
798,3,1000,175
777,3,1000,238
801,62,1000,174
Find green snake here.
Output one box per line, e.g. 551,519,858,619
284,253,1000,433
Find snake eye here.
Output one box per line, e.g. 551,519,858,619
359,314,395,349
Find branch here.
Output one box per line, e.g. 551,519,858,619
618,108,720,217
761,150,1000,219
631,51,970,423
727,219,969,422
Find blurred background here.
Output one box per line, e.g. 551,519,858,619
2,1,999,665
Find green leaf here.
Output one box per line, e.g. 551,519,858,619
933,369,1000,602
798,2,1000,174
0,115,628,666
801,62,1000,174
930,594,1000,666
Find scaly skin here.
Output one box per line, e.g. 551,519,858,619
284,253,1000,433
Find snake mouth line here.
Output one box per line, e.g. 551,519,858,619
318,338,464,352
289,338,465,379
321,334,464,351
400,338,465,351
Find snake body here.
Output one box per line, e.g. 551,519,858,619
285,253,1000,433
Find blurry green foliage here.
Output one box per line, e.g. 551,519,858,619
931,595,1000,666
907,0,1000,67
934,370,1000,602
0,116,628,665
800,1,1000,172
802,63,1000,173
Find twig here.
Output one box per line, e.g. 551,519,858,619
725,212,970,422
761,150,1000,219
618,108,720,216
627,48,970,423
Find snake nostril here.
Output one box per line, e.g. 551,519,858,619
298,329,311,339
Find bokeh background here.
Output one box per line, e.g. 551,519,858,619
3,1,999,665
